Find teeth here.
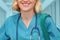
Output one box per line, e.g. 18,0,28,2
22,3,30,6
23,4,29,5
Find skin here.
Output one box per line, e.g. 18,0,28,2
17,0,37,28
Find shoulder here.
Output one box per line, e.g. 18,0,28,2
41,13,55,28
4,13,20,25
39,13,52,22
39,13,53,26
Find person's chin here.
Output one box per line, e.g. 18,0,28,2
21,8,31,12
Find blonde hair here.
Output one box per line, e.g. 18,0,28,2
12,0,42,13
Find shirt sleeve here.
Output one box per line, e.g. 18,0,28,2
45,16,60,40
0,23,8,40
0,18,11,40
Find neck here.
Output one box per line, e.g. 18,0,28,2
20,10,35,21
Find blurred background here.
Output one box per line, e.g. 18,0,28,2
0,0,60,29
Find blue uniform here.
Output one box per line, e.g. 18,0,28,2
0,13,60,40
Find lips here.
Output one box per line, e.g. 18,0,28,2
22,2,31,7
23,3,30,6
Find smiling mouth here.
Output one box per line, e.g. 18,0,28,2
22,2,31,7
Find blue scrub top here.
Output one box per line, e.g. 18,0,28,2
0,13,60,40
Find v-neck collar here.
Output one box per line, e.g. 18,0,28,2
19,14,36,31
18,13,40,32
